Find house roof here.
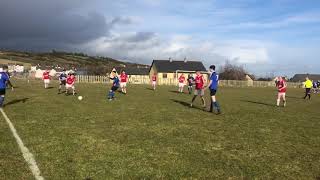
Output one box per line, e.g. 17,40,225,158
291,74,320,82
124,67,149,75
151,60,206,73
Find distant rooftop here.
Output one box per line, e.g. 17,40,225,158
151,60,206,73
291,74,320,82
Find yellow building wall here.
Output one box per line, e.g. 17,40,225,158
149,63,209,85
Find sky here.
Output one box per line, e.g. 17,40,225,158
0,0,319,77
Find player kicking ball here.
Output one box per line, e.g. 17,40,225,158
42,70,51,89
205,65,221,114
66,73,76,96
151,73,157,90
276,76,287,107
120,70,128,94
108,71,120,101
190,70,206,108
58,69,67,94
178,73,186,93
0,66,14,108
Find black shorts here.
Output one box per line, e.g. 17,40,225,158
210,89,217,96
60,80,66,85
111,86,119,91
0,88,6,96
306,88,311,94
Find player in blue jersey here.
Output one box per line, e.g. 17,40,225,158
0,66,14,107
58,69,67,94
205,65,221,114
108,69,120,101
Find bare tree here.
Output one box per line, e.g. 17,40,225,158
219,61,247,80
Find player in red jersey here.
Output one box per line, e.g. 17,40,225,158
151,73,157,90
66,73,76,95
190,70,206,108
120,70,128,94
276,76,287,107
42,70,51,89
178,73,186,93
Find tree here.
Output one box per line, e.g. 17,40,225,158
219,61,247,80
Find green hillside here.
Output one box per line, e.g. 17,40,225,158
0,50,149,75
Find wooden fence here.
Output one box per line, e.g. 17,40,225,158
75,75,303,88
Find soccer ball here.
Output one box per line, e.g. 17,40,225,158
78,96,83,101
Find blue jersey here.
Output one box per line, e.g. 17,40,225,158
59,73,67,81
0,72,9,89
113,76,120,87
209,72,219,90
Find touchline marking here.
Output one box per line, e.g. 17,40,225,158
0,108,44,180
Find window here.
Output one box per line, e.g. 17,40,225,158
162,73,167,78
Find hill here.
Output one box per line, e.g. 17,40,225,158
0,50,149,75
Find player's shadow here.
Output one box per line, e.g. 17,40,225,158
5,98,29,106
170,99,207,111
286,96,302,99
46,87,54,89
169,90,180,94
145,87,155,91
240,100,275,107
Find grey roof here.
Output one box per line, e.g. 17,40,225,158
151,60,206,73
291,74,320,82
124,67,149,75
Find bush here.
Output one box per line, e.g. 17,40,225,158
219,61,247,80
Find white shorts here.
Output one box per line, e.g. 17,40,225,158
66,84,75,89
278,92,286,96
179,83,185,88
120,82,127,88
44,79,50,84
152,81,156,85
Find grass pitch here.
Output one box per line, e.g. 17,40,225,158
1,79,320,179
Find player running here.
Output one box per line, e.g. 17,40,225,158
304,77,313,99
205,65,221,114
42,70,51,89
151,73,157,90
187,74,194,94
190,70,206,108
0,66,14,107
178,73,186,93
66,73,76,95
276,76,287,107
58,69,67,94
120,70,128,94
108,71,120,101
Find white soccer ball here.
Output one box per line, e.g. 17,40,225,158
78,96,83,101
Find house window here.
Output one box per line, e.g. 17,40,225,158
162,73,167,78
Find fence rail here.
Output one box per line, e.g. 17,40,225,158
73,75,302,88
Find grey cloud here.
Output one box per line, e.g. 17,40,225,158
0,0,133,51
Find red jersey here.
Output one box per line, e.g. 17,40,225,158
178,75,185,83
152,75,157,81
277,80,286,93
120,73,128,83
195,75,204,89
66,76,76,85
43,72,50,80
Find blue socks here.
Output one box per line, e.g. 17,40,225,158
210,101,220,112
108,90,115,99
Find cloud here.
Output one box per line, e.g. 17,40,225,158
79,32,269,70
0,0,135,50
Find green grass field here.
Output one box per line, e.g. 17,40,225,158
1,79,320,179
